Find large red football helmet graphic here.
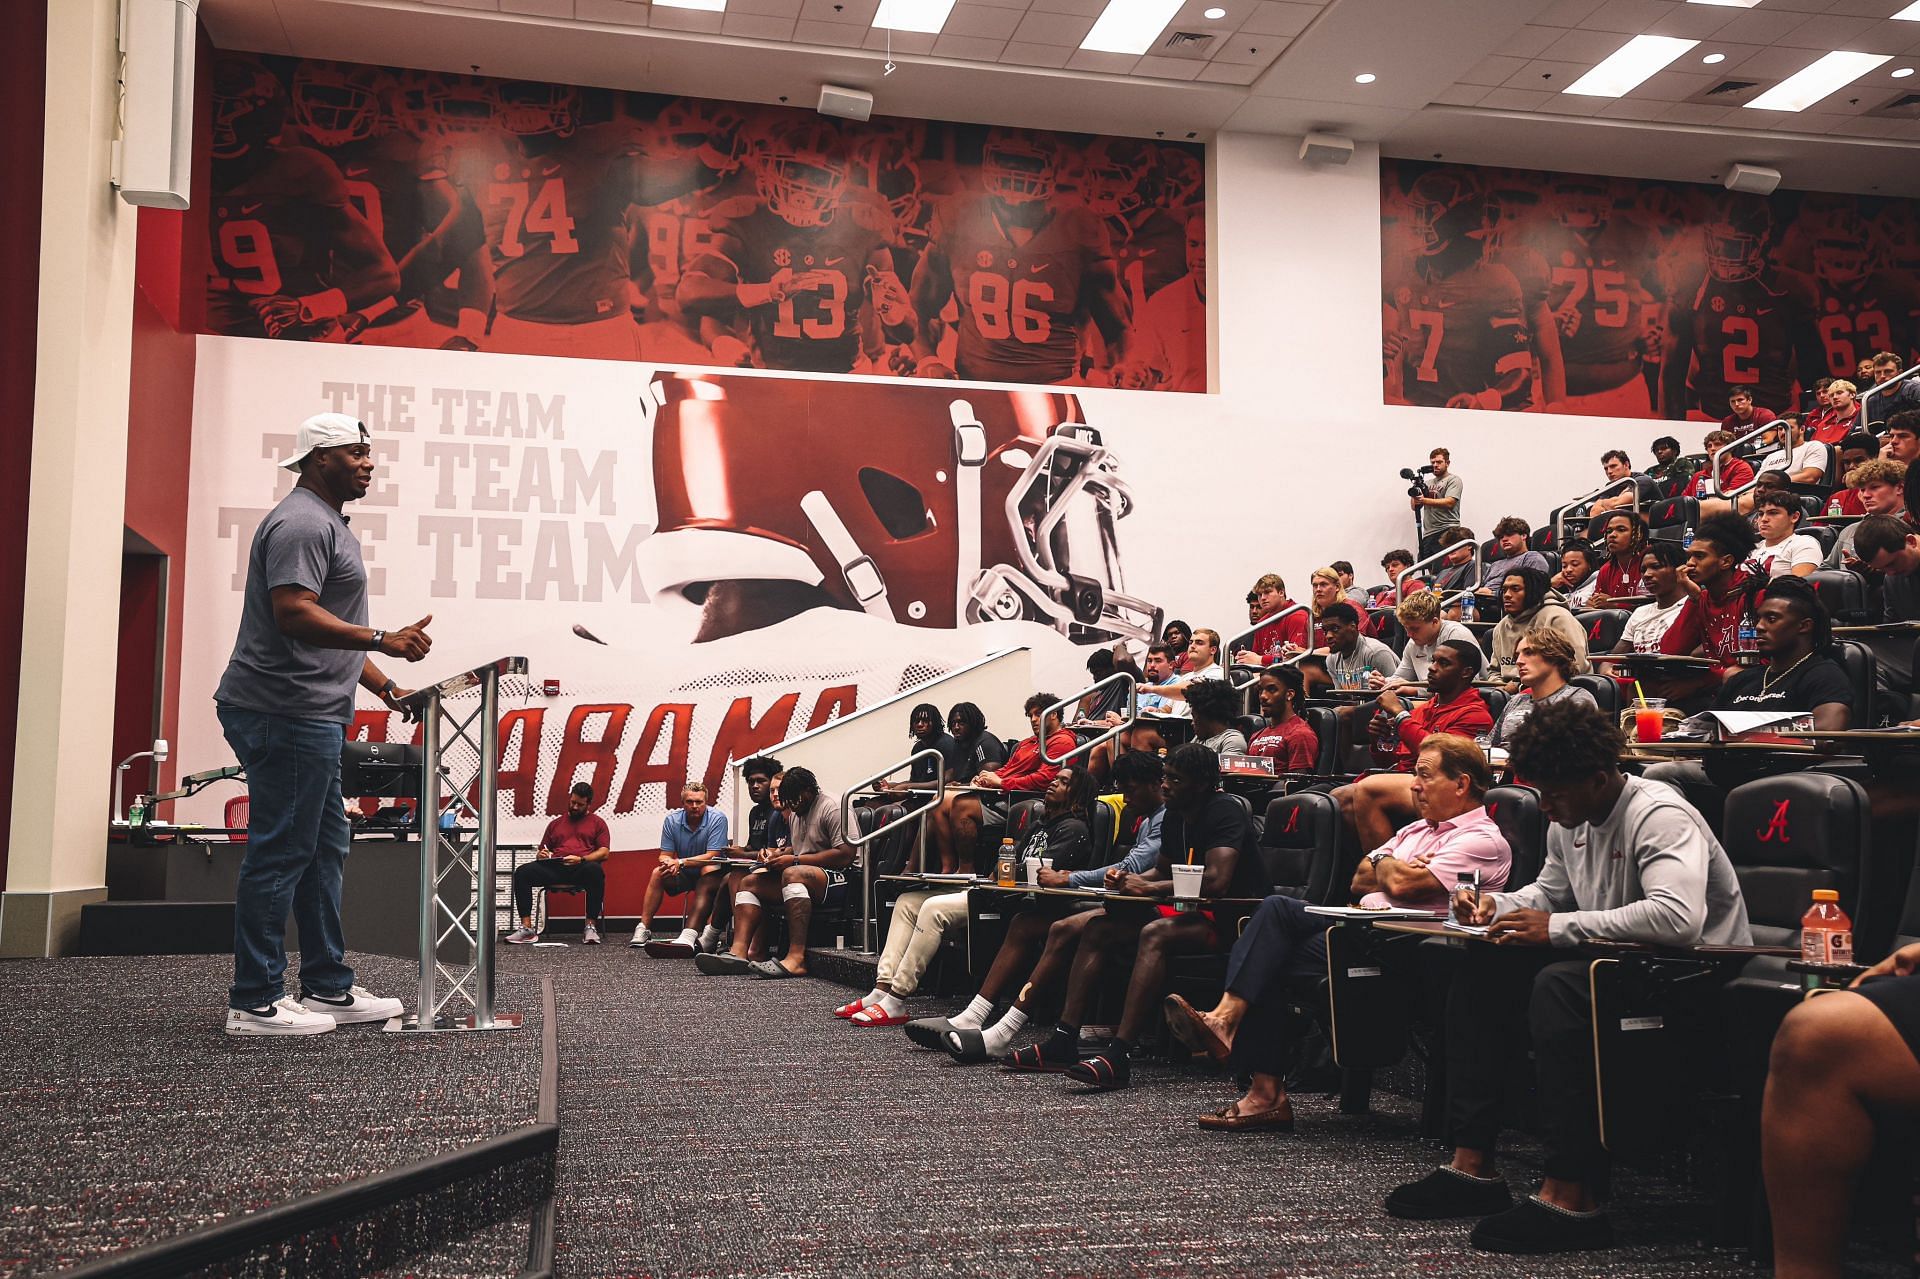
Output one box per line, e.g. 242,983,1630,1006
1708,197,1774,283
211,56,288,160
288,62,389,147
638,373,1161,644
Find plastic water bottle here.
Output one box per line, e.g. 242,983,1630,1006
1459,594,1475,623
1738,618,1758,652
1800,889,1853,965
1682,525,1694,547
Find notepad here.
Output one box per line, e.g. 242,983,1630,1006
1304,906,1446,920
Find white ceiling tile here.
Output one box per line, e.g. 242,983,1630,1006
1497,25,1561,59
1430,82,1492,107
1640,6,1739,41
1533,0,1606,27
1595,96,1669,119
798,0,878,20
1009,9,1092,42
732,0,804,14
425,0,500,9
1478,87,1554,110
1735,44,1828,77
1537,93,1610,114
998,38,1074,65
1029,0,1107,14
722,11,797,37
794,16,869,42
964,0,1033,12
1195,60,1262,84
863,26,937,49
1658,101,1733,125
1632,68,1713,101
932,31,1009,57
1776,111,1849,132
1578,0,1672,37
1133,53,1205,79
1211,33,1281,64
1712,8,1818,45
645,5,724,30
1500,58,1593,91
574,0,646,23
1066,47,1140,72
1538,27,1634,63
1777,14,1878,50
943,4,1022,37
500,0,573,17
1460,54,1529,86
1233,0,1318,38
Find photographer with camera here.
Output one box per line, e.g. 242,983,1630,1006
1407,447,1463,559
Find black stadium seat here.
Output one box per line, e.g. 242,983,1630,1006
1805,523,1839,554
1647,495,1697,538
1368,608,1408,654
1232,714,1264,744
1834,639,1877,726
1478,687,1507,725
1576,609,1629,654
1529,524,1557,554
1572,672,1619,719
1808,569,1872,624
1259,791,1346,905
1722,772,1871,951
1301,705,1342,777
1482,784,1545,892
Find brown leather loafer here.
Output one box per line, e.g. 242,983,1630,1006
1197,1100,1295,1132
1163,993,1233,1065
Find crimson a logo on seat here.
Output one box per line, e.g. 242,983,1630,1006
1283,807,1300,834
1756,799,1791,843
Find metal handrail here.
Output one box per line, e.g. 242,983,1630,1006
1224,603,1308,689
840,747,946,953
1706,417,1784,502
1396,538,1483,600
1550,479,1642,549
1041,672,1136,765
1857,362,1920,426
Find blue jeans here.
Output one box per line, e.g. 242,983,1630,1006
218,705,356,1008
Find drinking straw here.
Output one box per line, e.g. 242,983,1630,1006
1634,679,1650,709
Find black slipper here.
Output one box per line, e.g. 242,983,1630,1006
1064,1052,1131,1091
1384,1167,1514,1221
694,952,752,976
943,1027,991,1063
905,1017,955,1050
1470,1197,1614,1254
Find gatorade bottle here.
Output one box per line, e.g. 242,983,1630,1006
1800,889,1854,966
995,837,1018,887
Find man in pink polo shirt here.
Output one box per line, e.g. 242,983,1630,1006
1164,734,1511,1130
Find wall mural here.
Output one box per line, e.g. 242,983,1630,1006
203,51,1208,392
1381,157,1920,420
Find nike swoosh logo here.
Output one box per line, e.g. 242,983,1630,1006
541,163,562,176
1029,262,1048,273
825,257,844,266
1755,308,1773,316
345,167,369,177
240,202,262,215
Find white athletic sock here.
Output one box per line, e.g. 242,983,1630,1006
698,925,722,949
876,992,906,1017
950,994,994,1031
863,987,885,1006
980,1007,1029,1055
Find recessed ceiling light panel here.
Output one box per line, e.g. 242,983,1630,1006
1354,72,1376,84
1563,34,1698,97
1687,0,1762,8
1896,66,1917,79
873,0,956,31
1202,6,1225,18
1080,0,1185,54
1745,50,1892,111
1701,52,1725,65
1894,1,1920,19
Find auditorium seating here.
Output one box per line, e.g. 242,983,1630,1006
1809,568,1872,624
1576,609,1629,654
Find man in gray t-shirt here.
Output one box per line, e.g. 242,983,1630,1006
701,767,855,980
1415,448,1464,558
216,413,433,1039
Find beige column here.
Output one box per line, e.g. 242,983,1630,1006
0,0,138,956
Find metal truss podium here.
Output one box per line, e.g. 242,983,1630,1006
386,656,528,1034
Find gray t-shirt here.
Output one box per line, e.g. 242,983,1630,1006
1489,682,1597,749
1392,619,1476,683
1326,636,1398,686
215,487,369,724
788,790,847,855
1199,728,1250,755
1421,472,1463,535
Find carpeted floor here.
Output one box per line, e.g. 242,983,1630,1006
505,942,1801,1279
0,952,543,1277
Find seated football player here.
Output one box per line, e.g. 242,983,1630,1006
1336,640,1494,853
695,768,853,979
635,781,731,954
935,751,1165,1058
835,764,1094,1028
1244,664,1318,773
923,693,1077,873
1383,698,1751,1255
1166,736,1509,1130
998,744,1268,1091
1186,678,1249,755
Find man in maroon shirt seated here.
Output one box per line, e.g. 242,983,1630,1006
1337,640,1495,852
506,783,613,945
1245,665,1318,772
1369,549,1422,608
1719,387,1776,437
1682,430,1755,500
926,692,1077,872
1642,511,1761,711
1236,573,1309,664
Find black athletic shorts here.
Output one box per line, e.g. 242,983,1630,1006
1855,972,1920,1067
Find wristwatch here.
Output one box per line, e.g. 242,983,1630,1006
369,629,386,651
378,679,398,700
1367,850,1392,867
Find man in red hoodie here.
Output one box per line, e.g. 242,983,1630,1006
926,692,1078,872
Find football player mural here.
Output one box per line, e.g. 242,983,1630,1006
1383,158,1920,420
203,50,1208,393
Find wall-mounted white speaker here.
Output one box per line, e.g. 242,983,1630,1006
1723,163,1781,196
817,84,875,123
1298,131,1354,167
114,0,199,210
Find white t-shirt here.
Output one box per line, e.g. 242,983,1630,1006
1755,533,1822,578
1621,596,1688,650
1759,440,1829,479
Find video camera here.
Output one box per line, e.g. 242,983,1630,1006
1399,464,1437,499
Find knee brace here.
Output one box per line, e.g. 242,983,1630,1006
782,882,811,902
734,891,760,909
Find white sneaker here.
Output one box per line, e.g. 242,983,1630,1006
506,926,540,945
301,986,406,1025
226,997,338,1037
629,927,654,948
583,923,602,945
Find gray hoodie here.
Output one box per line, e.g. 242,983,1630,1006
1490,588,1591,677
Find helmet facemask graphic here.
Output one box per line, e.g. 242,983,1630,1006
290,64,384,147
495,82,578,137
981,131,1058,206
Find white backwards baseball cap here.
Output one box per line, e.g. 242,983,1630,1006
279,412,371,471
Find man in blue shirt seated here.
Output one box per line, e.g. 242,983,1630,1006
635,781,731,954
